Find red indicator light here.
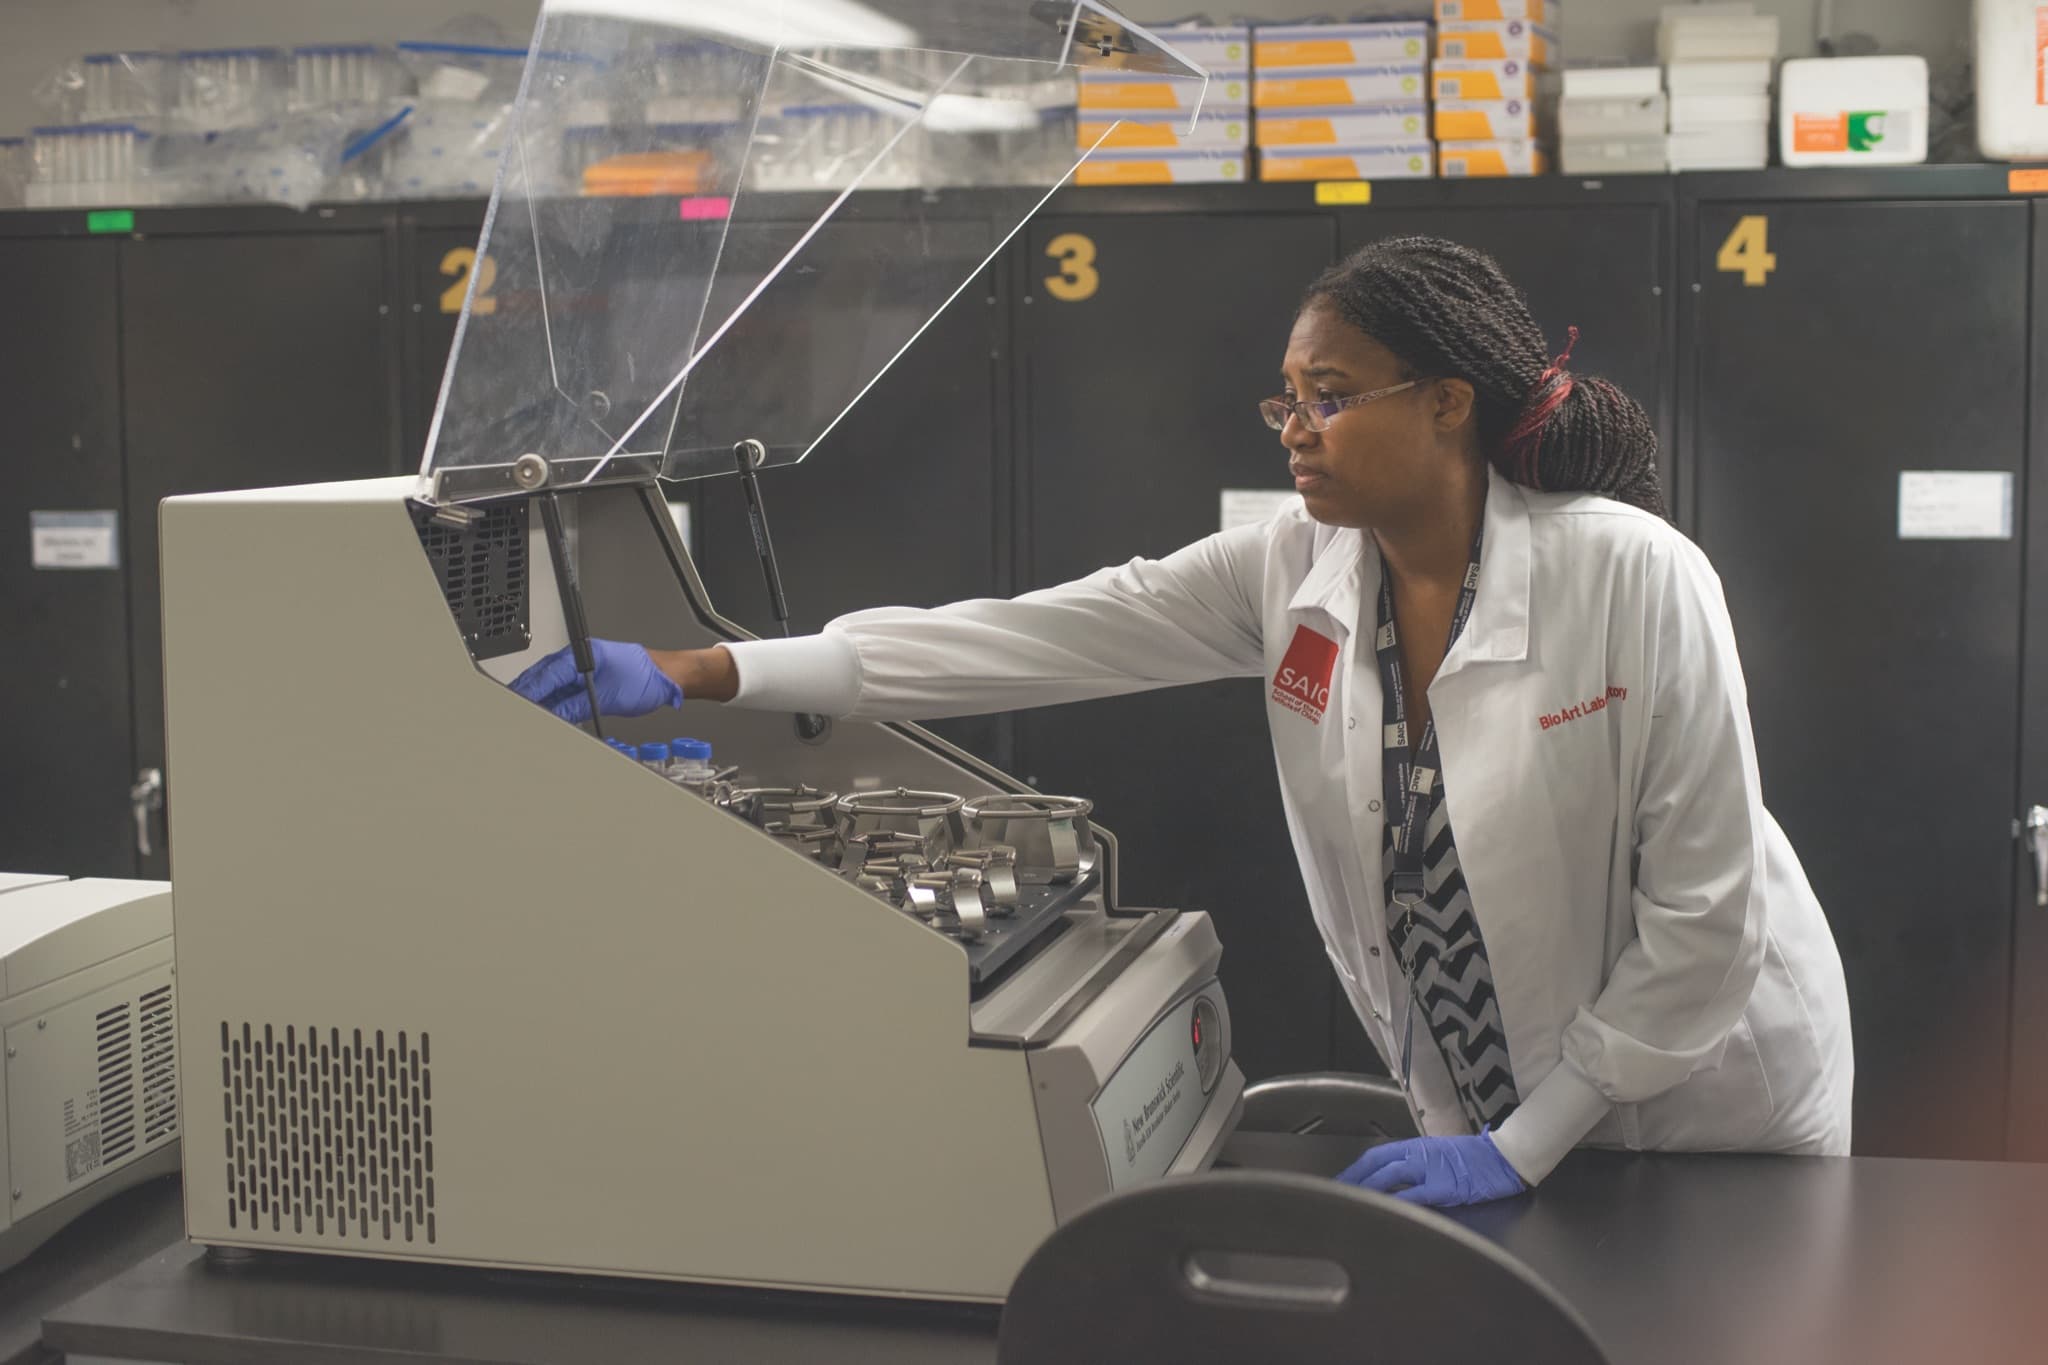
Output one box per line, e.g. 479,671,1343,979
1192,1015,1203,1048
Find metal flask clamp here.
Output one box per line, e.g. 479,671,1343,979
945,846,1020,910
720,785,841,862
722,785,839,830
835,789,967,861
841,846,999,941
961,795,1095,885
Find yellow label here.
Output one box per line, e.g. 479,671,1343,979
1314,180,1375,203
1044,233,1101,300
1715,215,1777,287
2010,168,2048,193
438,247,497,316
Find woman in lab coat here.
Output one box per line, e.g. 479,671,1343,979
514,236,1855,1207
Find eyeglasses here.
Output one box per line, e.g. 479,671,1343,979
1259,379,1424,433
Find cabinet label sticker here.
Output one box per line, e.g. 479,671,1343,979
1897,472,2014,541
31,510,119,570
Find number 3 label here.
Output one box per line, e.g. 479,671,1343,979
439,247,499,315
1044,233,1100,303
1716,215,1776,288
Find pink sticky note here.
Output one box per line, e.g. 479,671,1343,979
679,196,732,221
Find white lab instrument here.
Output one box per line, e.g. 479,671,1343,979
0,876,178,1273
162,0,1241,1305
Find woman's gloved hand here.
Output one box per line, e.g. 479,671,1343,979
1336,1130,1528,1208
510,641,683,723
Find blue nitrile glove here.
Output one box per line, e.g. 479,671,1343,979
1336,1130,1528,1208
509,641,682,724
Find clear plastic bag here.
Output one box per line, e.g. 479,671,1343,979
35,52,166,124
170,48,288,133
25,123,154,208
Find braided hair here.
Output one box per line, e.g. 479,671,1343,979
1302,236,1666,517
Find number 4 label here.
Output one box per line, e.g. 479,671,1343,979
1716,215,1777,288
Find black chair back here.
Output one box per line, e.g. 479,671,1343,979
998,1170,1611,1365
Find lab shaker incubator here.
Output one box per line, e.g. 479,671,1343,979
162,0,1241,1302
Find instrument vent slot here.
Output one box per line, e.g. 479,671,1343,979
411,498,530,661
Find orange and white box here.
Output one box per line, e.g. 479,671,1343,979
1258,142,1435,181
1432,59,1543,100
1154,25,1252,77
1079,72,1249,114
1253,22,1431,68
1073,149,1248,185
1435,0,1561,23
1255,64,1430,108
1080,111,1251,152
1437,20,1559,64
1255,104,1429,146
1433,97,1542,140
1438,138,1549,176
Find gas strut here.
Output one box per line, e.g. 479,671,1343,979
734,439,830,743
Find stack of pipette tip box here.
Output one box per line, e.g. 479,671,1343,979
1251,19,1434,181
1661,3,1780,171
1559,66,1667,175
1075,24,1252,185
1431,0,1557,178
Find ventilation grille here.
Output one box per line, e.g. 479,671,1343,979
411,498,530,660
141,984,178,1145
221,1023,436,1244
97,1002,137,1167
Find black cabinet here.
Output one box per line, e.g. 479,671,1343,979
1335,195,1674,499
2014,203,2048,1164
121,231,404,877
403,212,488,461
0,240,133,877
1014,211,1340,1084
1685,195,2030,1159
691,220,1010,768
1326,191,1672,1071
8,174,2048,1159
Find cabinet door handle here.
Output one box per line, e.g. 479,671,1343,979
2024,806,2048,908
130,767,165,859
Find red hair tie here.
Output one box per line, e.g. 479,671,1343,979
1503,325,1581,490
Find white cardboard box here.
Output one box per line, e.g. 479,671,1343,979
1258,141,1436,180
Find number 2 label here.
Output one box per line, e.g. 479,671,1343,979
439,247,498,315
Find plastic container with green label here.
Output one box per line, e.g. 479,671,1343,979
1778,56,1928,168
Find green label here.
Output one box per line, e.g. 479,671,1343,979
85,209,135,234
1847,111,1889,152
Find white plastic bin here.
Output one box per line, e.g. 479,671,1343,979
1779,56,1927,167
1977,0,2048,160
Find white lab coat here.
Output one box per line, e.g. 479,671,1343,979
728,472,1855,1182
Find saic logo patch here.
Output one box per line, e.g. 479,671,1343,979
1272,626,1340,724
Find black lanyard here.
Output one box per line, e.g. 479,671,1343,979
1376,529,1485,905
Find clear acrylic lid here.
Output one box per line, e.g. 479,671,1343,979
420,0,1206,503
